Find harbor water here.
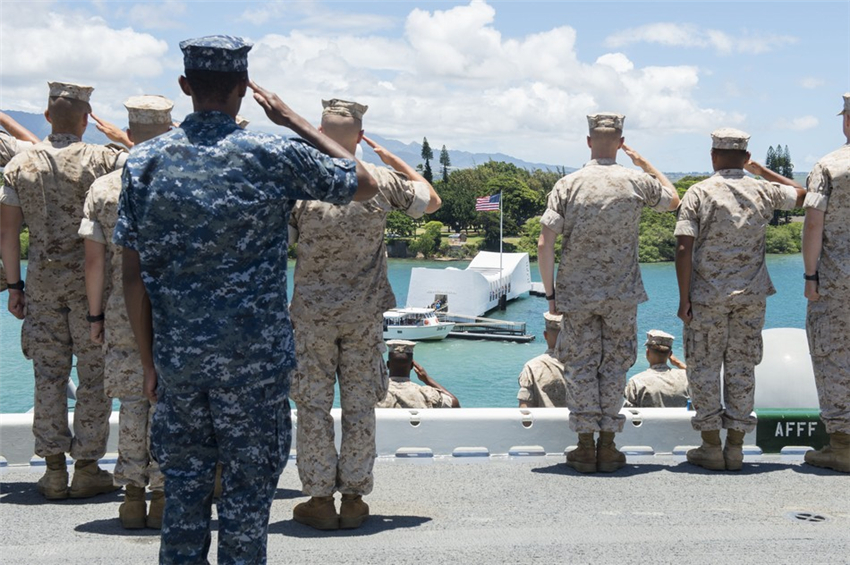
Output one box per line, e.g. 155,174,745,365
0,255,807,412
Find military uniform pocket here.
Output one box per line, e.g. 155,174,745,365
807,305,833,358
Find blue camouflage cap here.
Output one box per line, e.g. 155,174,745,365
179,35,253,72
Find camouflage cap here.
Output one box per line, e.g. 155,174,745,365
235,115,250,129
124,95,174,125
386,339,416,355
48,81,94,103
179,35,252,72
711,127,750,151
645,329,674,352
838,93,850,116
543,311,562,333
322,99,368,121
587,112,625,132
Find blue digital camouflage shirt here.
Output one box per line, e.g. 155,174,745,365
113,111,359,392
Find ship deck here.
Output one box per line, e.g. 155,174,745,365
1,453,847,564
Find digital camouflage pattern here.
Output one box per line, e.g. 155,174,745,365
113,111,358,392
179,35,252,72
290,161,427,496
1,134,125,459
0,130,32,166
377,379,454,409
79,169,162,490
556,301,636,433
540,159,675,311
151,376,290,563
806,143,850,435
674,169,799,303
516,349,566,407
685,300,765,432
291,321,387,496
47,81,93,103
623,364,689,408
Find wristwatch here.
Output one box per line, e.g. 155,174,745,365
7,280,24,291
545,292,555,301
804,272,819,282
86,313,105,323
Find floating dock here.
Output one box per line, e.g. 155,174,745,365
438,312,535,343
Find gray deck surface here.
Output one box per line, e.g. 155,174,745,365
1,454,848,564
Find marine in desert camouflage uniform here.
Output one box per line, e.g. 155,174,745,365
538,112,679,474
0,82,126,500
517,312,566,408
115,36,377,563
623,330,689,408
289,99,441,530
675,127,805,472
79,95,174,529
378,340,460,409
802,93,850,473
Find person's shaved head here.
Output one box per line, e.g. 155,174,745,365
711,148,750,171
46,96,89,134
128,122,171,145
320,113,362,151
589,127,623,150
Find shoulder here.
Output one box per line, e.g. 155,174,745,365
90,169,123,201
815,145,850,171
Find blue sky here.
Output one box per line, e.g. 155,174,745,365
1,0,848,171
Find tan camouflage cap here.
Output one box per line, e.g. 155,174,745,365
543,311,562,333
386,339,416,355
235,115,250,129
322,98,368,121
48,81,94,103
587,112,625,132
124,95,174,125
645,329,674,352
711,127,750,150
838,93,850,116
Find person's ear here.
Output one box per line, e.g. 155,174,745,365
586,136,592,149
178,76,192,96
358,129,364,144
44,109,51,124
618,136,625,149
127,128,134,143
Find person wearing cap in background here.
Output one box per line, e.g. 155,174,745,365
378,340,460,409
79,95,174,529
675,128,805,472
801,93,850,473
538,112,679,474
517,312,566,408
0,81,127,501
0,111,40,293
288,98,440,531
114,36,376,563
623,330,689,408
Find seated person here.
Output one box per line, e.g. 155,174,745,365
624,330,689,408
377,340,460,408
518,312,566,407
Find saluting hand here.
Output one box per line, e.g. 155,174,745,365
249,81,302,130
90,113,133,148
621,144,647,169
362,135,394,165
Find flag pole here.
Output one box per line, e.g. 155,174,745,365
499,190,503,285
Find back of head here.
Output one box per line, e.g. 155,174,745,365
46,81,93,135
587,113,624,157
179,35,252,105
125,94,174,144
710,127,750,170
386,339,415,377
543,311,562,350
320,99,367,148
645,329,674,365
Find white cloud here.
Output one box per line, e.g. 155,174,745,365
126,1,187,30
776,116,819,131
799,77,824,89
605,23,797,55
239,0,396,33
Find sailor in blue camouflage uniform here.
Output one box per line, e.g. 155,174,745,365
114,35,377,564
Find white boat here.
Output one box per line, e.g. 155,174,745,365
382,307,455,341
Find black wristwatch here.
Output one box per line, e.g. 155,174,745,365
7,280,24,291
545,292,556,301
804,272,819,282
86,313,105,323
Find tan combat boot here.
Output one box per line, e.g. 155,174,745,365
119,485,147,529
69,460,121,498
686,430,725,471
566,433,597,473
147,489,165,529
804,432,850,473
724,429,746,471
293,496,339,530
597,431,627,473
37,454,69,500
340,494,369,529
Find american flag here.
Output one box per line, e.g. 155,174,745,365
475,193,501,212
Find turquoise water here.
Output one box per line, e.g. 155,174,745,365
0,255,806,412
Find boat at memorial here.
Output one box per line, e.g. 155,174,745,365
382,307,455,341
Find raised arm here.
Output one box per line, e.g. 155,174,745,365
0,111,40,144
123,247,157,401
362,135,441,213
90,113,134,149
744,160,806,207
413,360,460,408
622,144,680,210
249,81,378,201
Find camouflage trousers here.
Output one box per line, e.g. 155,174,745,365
556,301,636,433
807,297,850,434
114,396,163,490
291,319,388,497
23,298,110,460
151,374,291,565
685,300,765,433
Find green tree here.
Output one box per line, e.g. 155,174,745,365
385,210,415,238
408,220,444,257
439,144,451,183
420,137,434,183
433,168,482,233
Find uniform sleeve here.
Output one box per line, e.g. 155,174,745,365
804,161,830,212
78,184,107,244
372,167,431,219
418,386,444,408
767,181,800,211
112,167,139,250
278,141,359,205
438,392,455,408
674,188,700,238
623,378,638,407
517,363,535,403
0,132,31,167
540,181,567,234
0,161,22,207
288,201,302,244
635,173,674,213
